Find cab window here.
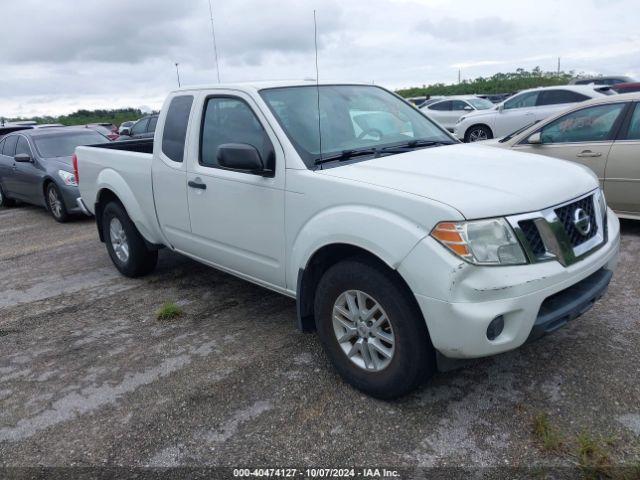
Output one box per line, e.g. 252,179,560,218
539,103,626,144
200,97,275,172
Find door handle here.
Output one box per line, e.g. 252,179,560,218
188,180,207,190
576,150,602,158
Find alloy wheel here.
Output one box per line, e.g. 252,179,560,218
332,290,395,372
48,187,63,218
109,217,130,263
468,128,488,142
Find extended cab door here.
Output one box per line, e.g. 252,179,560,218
511,101,628,183
151,95,195,249
604,102,640,216
184,91,286,288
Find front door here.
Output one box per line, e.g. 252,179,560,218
185,92,286,288
605,102,640,216
512,102,628,184
12,136,42,203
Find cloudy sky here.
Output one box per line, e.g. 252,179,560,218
1,0,639,118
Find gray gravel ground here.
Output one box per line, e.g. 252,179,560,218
0,205,638,477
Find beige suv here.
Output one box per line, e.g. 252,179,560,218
486,93,640,220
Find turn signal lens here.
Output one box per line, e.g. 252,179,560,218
431,218,527,266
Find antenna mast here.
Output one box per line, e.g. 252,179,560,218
314,10,323,163
208,0,221,83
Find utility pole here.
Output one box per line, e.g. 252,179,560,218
175,62,181,87
557,57,561,76
458,68,461,84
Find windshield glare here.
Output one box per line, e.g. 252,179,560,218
259,85,453,167
35,131,109,158
467,98,494,110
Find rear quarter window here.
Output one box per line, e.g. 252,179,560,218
161,96,194,163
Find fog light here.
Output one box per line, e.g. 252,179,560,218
486,315,504,341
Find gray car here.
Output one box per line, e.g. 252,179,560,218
0,128,110,222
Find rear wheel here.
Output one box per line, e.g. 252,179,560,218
102,201,158,277
0,184,16,207
46,183,69,222
464,124,492,142
314,257,435,399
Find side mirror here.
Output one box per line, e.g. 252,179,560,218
497,104,505,113
527,132,542,144
120,127,131,136
463,106,473,111
217,143,272,176
14,153,32,163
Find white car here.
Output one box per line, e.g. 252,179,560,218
75,81,620,398
420,95,494,132
454,85,615,142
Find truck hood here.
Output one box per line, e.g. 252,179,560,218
317,144,598,219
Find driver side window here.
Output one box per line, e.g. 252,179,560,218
539,103,625,144
131,118,149,136
504,92,538,110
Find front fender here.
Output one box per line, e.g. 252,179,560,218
289,205,430,290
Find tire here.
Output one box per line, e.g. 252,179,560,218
46,182,69,222
102,201,158,277
464,124,493,142
0,184,16,207
314,257,435,399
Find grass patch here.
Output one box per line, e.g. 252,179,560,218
576,432,612,479
532,412,564,452
156,301,183,321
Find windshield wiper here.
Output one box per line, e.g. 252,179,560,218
377,139,455,153
314,148,379,166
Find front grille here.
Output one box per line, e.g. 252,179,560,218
519,220,546,257
554,195,597,247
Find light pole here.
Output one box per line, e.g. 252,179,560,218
175,62,181,87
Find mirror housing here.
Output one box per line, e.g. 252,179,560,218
527,132,542,144
497,104,504,113
14,153,32,163
120,127,132,136
217,143,272,176
463,106,473,111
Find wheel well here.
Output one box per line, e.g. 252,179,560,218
464,124,493,141
296,243,419,333
42,178,54,205
95,189,123,242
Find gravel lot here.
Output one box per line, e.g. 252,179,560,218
0,205,638,475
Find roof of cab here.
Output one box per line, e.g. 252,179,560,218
170,79,371,94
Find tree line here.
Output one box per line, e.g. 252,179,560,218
4,108,147,127
396,67,576,98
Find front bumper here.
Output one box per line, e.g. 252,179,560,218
399,210,620,359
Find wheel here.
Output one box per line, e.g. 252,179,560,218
0,184,16,207
46,183,69,222
102,201,158,277
464,125,492,142
314,257,435,399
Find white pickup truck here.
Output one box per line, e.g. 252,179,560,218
75,81,620,398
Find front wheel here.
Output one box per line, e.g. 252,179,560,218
46,183,69,222
102,201,158,277
0,184,16,207
314,257,435,399
464,125,493,142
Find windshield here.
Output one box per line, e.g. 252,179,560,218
259,85,453,167
467,98,494,110
34,131,109,158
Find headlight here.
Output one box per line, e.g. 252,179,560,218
58,170,77,186
597,188,607,215
431,218,527,265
